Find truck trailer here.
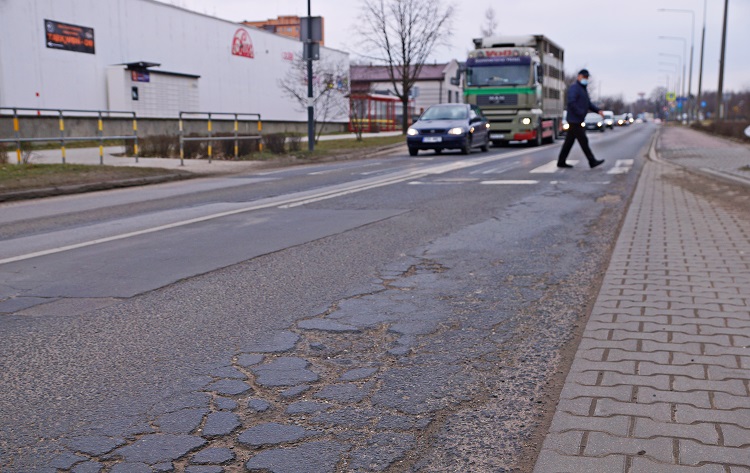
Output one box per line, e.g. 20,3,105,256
456,35,565,147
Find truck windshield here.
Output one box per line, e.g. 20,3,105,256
467,65,530,86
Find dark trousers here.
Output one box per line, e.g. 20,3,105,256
558,124,596,165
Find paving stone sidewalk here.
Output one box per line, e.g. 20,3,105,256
534,128,750,472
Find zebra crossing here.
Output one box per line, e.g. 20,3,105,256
406,158,636,186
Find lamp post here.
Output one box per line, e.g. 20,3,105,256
658,8,695,121
659,36,687,120
306,0,314,151
659,53,682,95
659,37,687,99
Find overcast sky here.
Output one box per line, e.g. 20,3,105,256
159,0,748,103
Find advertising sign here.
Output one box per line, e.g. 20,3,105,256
131,70,150,82
45,19,95,54
231,28,254,58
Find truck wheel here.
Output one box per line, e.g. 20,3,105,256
531,124,543,147
408,147,418,156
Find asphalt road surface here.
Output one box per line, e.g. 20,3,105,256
0,124,656,472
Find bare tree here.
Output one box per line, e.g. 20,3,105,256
278,53,350,143
480,7,498,37
358,0,454,133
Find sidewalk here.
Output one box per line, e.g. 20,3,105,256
534,125,750,472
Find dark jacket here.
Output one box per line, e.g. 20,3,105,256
566,81,600,123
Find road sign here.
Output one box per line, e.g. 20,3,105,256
666,92,676,102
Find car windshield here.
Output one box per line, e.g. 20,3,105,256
585,113,601,122
420,106,468,120
466,65,530,86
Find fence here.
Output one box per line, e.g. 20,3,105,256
179,112,262,166
0,107,138,164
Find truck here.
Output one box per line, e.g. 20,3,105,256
454,35,565,147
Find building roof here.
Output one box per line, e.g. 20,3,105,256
351,63,452,82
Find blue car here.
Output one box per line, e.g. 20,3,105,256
406,104,490,156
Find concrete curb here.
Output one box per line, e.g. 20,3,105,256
0,173,193,203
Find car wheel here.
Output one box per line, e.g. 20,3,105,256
408,147,418,156
480,138,489,152
461,136,471,155
435,148,442,155
600,127,605,133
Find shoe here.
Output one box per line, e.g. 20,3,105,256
557,163,574,168
590,159,604,169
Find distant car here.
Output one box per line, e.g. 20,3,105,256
602,111,614,129
584,113,605,132
616,114,629,126
625,112,635,124
406,104,490,156
560,110,584,136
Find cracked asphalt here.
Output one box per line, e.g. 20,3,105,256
0,127,651,472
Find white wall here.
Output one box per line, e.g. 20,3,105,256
0,0,349,122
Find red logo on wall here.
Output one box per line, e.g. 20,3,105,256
232,29,254,58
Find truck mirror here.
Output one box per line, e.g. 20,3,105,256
536,64,543,84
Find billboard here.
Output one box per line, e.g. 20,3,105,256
45,19,95,54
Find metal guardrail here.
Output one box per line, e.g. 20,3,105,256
0,107,139,164
178,111,262,166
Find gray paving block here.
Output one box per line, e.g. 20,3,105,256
533,449,626,473
634,417,719,445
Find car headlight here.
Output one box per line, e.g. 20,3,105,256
407,128,418,136
447,127,464,135
581,123,585,127
562,123,569,130
597,122,602,127
521,117,532,125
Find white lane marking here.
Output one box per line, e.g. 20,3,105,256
1,147,542,264
530,160,579,173
606,159,634,174
480,180,539,185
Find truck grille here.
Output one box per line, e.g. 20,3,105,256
477,94,519,106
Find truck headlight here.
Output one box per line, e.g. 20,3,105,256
407,128,418,136
521,117,532,125
447,127,464,135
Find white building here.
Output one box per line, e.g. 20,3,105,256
0,0,349,124
351,61,463,115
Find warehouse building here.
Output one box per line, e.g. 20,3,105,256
0,0,349,128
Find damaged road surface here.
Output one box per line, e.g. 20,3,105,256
0,125,655,472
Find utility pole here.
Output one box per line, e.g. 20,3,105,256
306,0,315,151
716,0,728,121
696,0,706,121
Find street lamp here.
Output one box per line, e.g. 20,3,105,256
658,53,682,95
658,8,695,121
659,36,687,99
697,0,707,120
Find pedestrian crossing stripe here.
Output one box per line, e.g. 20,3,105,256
530,160,580,173
481,180,539,185
606,159,634,174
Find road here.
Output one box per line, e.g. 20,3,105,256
0,124,655,472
